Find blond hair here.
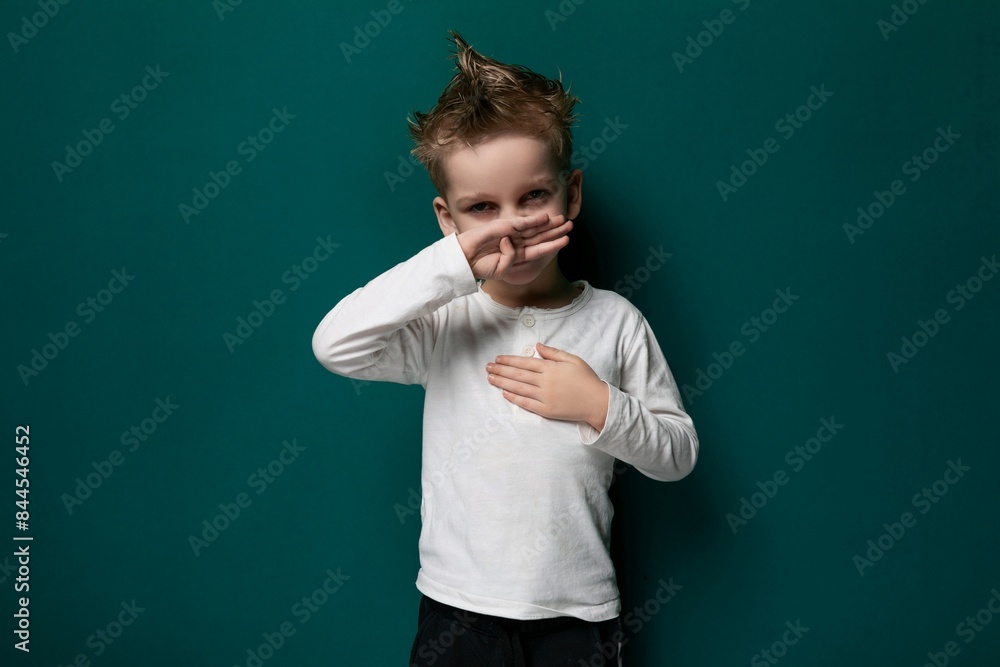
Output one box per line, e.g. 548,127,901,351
407,31,580,194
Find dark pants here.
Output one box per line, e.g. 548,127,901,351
409,593,624,667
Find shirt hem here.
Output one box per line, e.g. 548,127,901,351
415,569,621,623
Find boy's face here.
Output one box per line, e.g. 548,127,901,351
433,133,582,285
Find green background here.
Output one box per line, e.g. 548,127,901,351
4,0,999,664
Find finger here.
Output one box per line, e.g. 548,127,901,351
496,236,515,274
536,342,577,362
500,235,514,254
518,214,565,240
524,219,573,246
487,373,540,400
469,216,530,249
493,355,546,372
499,389,545,414
509,212,551,234
521,234,571,262
485,362,541,387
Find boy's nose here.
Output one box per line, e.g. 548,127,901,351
508,207,546,219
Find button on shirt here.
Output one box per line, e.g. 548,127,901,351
312,232,698,622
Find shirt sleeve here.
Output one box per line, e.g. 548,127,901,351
311,232,479,386
577,315,699,482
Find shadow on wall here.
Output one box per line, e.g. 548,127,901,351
560,192,721,652
558,204,606,289
559,194,679,302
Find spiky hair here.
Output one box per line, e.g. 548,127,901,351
407,30,580,195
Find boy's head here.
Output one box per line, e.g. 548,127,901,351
408,31,580,195
408,32,584,253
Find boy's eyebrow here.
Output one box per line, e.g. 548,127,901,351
454,176,560,207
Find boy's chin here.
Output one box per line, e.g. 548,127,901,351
501,261,548,285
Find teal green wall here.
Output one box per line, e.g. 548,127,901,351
4,0,998,664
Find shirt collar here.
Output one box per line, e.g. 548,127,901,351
473,280,593,318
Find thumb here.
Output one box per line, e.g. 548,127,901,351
536,342,574,361
500,235,514,256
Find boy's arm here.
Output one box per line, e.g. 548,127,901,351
312,213,573,385
311,232,478,385
578,316,699,482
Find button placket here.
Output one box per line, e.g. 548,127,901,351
512,310,542,422
518,310,539,357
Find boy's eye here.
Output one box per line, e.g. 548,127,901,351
466,190,549,214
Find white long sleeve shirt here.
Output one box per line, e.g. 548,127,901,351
311,231,698,622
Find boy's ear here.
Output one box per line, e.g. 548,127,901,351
565,168,583,220
434,195,458,237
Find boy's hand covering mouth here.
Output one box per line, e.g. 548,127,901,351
457,213,573,281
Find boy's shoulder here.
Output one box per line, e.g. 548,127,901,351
586,282,640,311
583,282,648,327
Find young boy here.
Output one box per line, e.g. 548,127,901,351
311,31,698,666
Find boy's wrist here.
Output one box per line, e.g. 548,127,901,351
584,380,609,432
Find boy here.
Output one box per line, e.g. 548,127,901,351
311,31,698,666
